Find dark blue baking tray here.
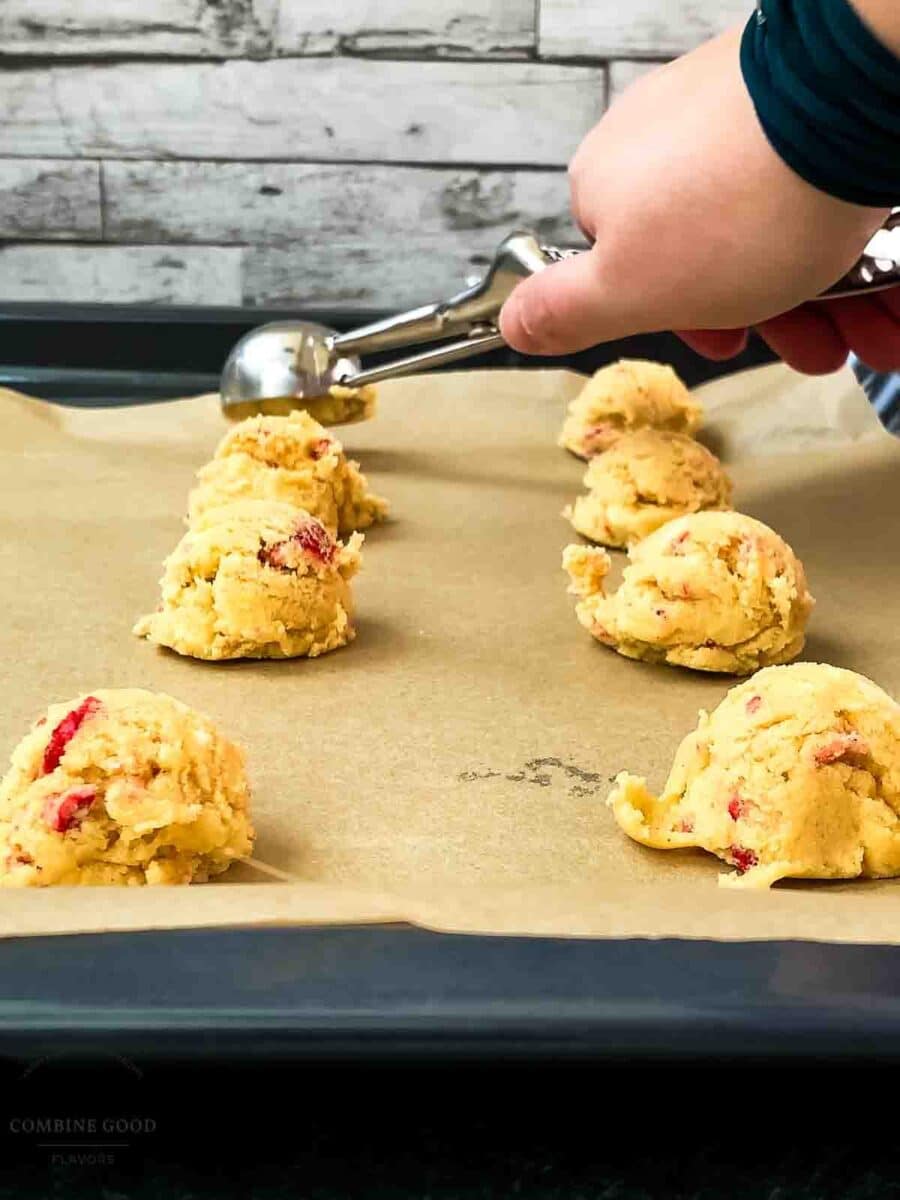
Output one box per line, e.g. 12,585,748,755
5,926,900,1064
5,302,900,1066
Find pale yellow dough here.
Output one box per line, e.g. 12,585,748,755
0,688,253,886
188,409,387,535
608,663,900,888
563,511,814,674
304,384,378,427
224,384,377,427
559,359,702,459
565,430,732,548
135,499,362,660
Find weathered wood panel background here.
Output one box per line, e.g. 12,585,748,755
0,0,745,308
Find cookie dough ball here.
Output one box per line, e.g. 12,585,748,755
0,689,253,886
565,430,732,548
559,360,701,460
188,410,387,535
563,511,814,674
135,499,362,660
608,663,900,888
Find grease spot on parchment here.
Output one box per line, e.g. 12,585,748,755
458,757,606,798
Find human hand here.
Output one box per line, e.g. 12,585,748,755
499,28,894,374
678,286,900,374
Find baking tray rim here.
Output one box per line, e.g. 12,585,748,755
2,925,900,1061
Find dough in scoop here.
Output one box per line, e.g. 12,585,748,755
0,688,253,886
188,409,387,535
559,359,701,459
563,511,814,674
608,663,900,888
304,384,377,427
565,429,732,548
135,499,362,660
226,384,377,427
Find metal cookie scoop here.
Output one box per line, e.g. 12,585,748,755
220,212,900,421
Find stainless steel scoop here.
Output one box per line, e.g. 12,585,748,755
220,212,900,420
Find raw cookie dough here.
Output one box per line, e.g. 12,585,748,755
305,384,378,427
565,429,732,548
188,410,387,535
559,359,702,460
0,688,253,886
608,663,900,888
135,499,362,660
224,384,378,427
563,511,814,674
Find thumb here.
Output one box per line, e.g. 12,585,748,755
499,247,633,356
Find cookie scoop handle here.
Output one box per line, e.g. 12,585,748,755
335,209,900,384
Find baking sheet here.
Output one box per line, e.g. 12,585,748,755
2,363,900,942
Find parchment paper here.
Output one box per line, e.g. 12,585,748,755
2,363,900,943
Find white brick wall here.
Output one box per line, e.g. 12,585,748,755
0,0,749,308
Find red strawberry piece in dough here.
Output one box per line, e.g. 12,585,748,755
675,818,694,834
294,520,335,564
309,438,332,461
259,518,335,570
727,791,747,821
41,696,102,775
582,423,615,453
669,530,691,555
43,785,97,833
814,732,869,767
745,695,762,715
728,845,758,874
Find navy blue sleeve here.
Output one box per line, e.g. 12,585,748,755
741,0,900,208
